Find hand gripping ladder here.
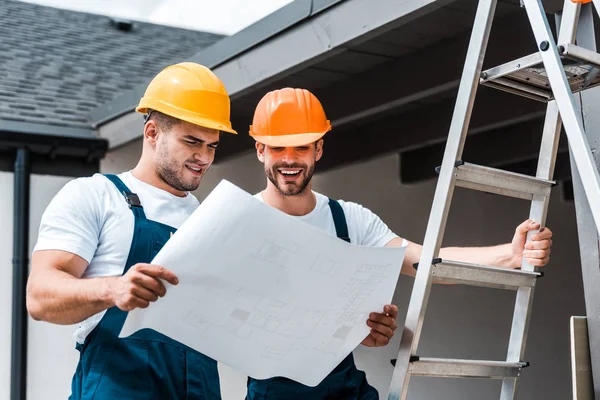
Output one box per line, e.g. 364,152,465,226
387,0,600,398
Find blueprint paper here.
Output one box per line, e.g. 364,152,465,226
120,180,406,386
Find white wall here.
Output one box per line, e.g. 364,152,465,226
102,140,585,400
0,172,79,400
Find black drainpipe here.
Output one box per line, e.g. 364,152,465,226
11,147,30,400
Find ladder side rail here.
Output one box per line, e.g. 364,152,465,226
500,2,580,396
387,0,499,398
571,3,600,393
524,0,600,237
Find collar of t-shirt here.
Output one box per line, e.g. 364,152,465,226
254,191,328,220
123,171,198,207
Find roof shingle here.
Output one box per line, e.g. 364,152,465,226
0,0,225,129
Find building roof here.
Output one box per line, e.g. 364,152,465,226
0,0,224,130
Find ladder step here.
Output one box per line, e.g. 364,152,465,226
429,259,542,290
451,162,555,200
409,358,528,379
480,44,600,102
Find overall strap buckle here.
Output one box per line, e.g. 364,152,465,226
124,191,142,208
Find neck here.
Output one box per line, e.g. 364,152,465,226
131,158,186,197
261,180,316,216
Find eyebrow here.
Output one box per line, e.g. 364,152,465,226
184,135,219,146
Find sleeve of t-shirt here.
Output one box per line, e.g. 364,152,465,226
33,178,102,263
342,201,399,247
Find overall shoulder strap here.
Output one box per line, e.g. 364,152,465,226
328,198,350,243
103,174,147,219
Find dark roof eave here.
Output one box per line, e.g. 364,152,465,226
89,0,344,126
0,119,108,163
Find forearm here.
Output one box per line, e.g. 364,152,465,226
439,243,518,269
27,270,117,325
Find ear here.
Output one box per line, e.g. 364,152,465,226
144,120,160,147
256,142,266,163
315,139,324,162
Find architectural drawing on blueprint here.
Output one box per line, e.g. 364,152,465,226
252,239,302,269
176,260,395,366
119,180,406,386
183,310,210,332
311,255,340,276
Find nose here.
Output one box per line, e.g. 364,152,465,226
193,147,212,165
281,147,297,163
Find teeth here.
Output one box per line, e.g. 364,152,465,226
188,166,201,172
280,170,300,175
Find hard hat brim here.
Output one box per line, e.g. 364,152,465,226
250,132,328,147
137,104,237,135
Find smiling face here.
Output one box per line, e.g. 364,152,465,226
256,140,323,196
147,112,220,193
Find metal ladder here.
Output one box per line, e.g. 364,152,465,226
387,0,600,398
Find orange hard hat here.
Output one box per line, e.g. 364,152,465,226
249,88,331,147
136,62,237,134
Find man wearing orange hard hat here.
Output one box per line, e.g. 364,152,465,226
247,88,554,399
28,62,236,399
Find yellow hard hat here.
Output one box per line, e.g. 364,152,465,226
136,62,237,134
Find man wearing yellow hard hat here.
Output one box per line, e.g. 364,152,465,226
27,62,235,399
247,88,555,399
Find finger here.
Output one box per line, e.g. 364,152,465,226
369,313,397,330
516,220,540,235
368,330,390,346
135,264,179,285
367,317,396,333
132,286,159,303
131,273,167,297
361,335,375,347
367,319,394,338
124,297,150,311
531,228,552,241
383,304,399,318
523,249,551,259
525,239,552,250
526,256,550,267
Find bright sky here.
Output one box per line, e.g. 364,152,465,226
18,0,294,35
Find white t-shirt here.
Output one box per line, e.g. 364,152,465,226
33,171,200,344
254,191,398,247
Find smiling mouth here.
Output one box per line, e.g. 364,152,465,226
186,165,204,175
278,168,302,176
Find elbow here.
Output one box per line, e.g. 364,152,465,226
26,284,45,322
26,300,44,321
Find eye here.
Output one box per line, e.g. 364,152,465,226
297,146,309,151
208,143,218,149
184,140,196,145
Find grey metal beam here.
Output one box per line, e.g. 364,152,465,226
201,0,456,99
398,117,563,183
317,88,546,171
221,6,539,155
96,0,458,148
492,151,572,181
403,149,573,195
317,8,537,125
215,10,551,165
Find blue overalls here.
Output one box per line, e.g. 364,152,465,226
69,174,221,400
246,198,379,400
